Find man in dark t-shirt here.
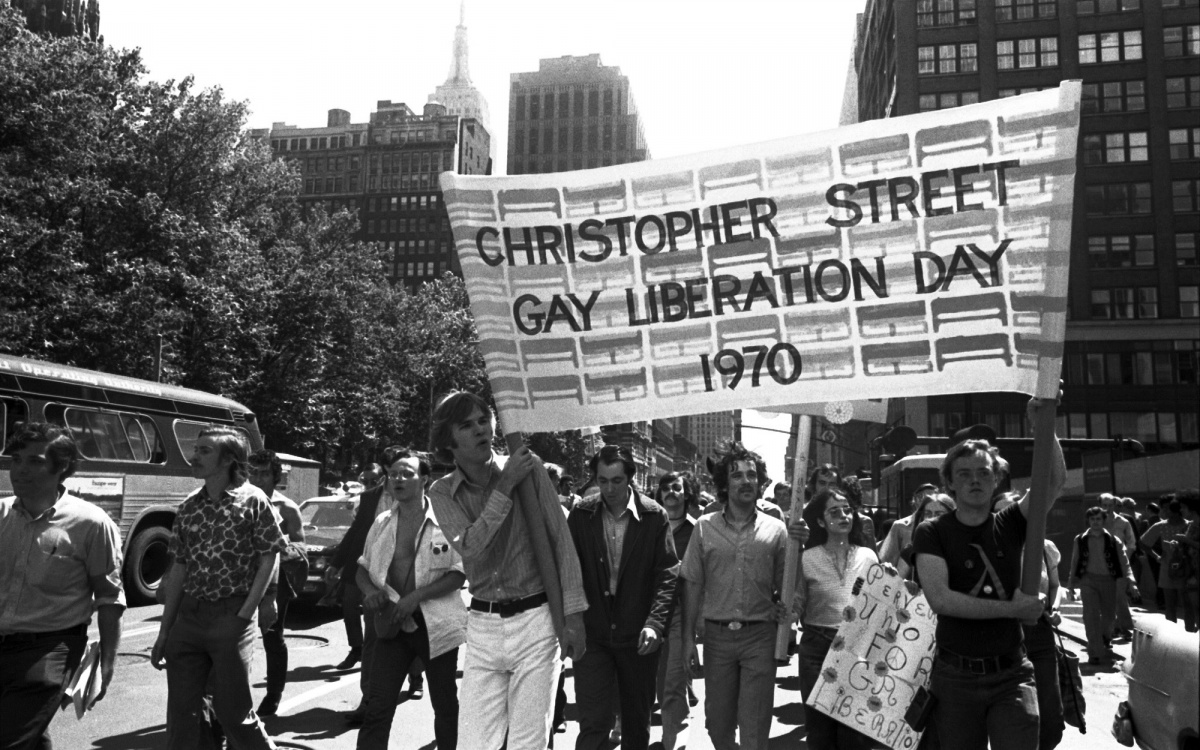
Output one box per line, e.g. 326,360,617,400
913,397,1065,750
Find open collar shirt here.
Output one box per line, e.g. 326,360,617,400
168,481,286,602
601,492,640,596
428,452,587,615
680,506,788,623
0,491,126,634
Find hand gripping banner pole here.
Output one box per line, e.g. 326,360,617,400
504,432,566,644
776,414,812,662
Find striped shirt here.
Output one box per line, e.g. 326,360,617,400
794,545,878,629
428,453,587,615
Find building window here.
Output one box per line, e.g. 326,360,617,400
1085,182,1152,214
603,88,614,116
528,129,538,155
997,37,1059,69
1088,234,1156,268
1164,0,1200,6
1077,0,1140,13
998,87,1044,98
1081,80,1145,113
1167,76,1200,108
997,0,1056,19
1178,232,1199,266
1091,288,1158,319
1170,128,1200,159
529,94,540,120
558,94,569,118
918,43,979,75
588,90,599,116
1182,287,1200,318
1175,179,1200,211
1164,26,1200,57
544,92,554,118
919,0,977,26
919,91,981,110
1079,31,1143,63
1083,131,1149,164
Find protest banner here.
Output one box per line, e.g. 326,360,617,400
442,82,1080,433
804,562,938,750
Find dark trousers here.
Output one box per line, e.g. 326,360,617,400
343,579,365,651
165,595,275,750
357,611,458,750
573,641,658,750
797,627,874,750
261,596,291,699
0,633,86,750
1023,618,1064,750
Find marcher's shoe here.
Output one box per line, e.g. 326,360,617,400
408,675,424,700
609,715,622,744
335,649,362,670
344,708,365,726
257,693,281,717
1088,656,1103,665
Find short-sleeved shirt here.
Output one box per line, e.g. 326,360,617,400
796,545,878,628
680,508,788,622
169,482,286,601
913,502,1027,657
0,492,126,634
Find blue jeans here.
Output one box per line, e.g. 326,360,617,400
797,627,875,750
165,595,276,750
929,656,1038,750
701,620,776,750
0,631,87,750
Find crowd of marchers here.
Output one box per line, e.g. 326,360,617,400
3,390,1199,750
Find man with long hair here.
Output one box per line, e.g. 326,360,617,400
680,441,788,749
151,427,285,750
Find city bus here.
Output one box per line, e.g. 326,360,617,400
0,353,264,604
876,454,944,521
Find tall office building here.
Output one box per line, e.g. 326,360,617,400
851,0,1200,457
256,17,491,290
507,54,651,175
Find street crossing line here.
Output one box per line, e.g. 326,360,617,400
276,672,359,715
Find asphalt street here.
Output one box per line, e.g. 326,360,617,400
47,593,1160,749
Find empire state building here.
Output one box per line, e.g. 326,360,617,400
428,1,490,130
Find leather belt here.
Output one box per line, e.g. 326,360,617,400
470,592,548,618
706,619,766,631
936,646,1026,675
0,622,88,644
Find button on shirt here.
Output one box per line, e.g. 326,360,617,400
429,453,587,615
680,508,788,622
168,482,286,602
0,492,126,634
601,494,639,596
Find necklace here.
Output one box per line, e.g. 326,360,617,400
824,543,851,581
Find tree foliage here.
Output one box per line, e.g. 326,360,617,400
0,8,490,472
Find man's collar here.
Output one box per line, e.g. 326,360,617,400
449,452,500,495
602,488,641,522
721,501,757,526
15,487,66,520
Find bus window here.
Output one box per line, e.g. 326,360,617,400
1,398,30,448
63,409,135,461
121,413,165,464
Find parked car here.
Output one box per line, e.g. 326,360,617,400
295,495,359,603
1113,617,1200,750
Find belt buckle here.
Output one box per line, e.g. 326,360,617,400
728,621,743,631
968,657,987,675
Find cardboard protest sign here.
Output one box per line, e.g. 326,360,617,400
805,563,938,749
442,83,1080,433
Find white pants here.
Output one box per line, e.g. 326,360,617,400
459,603,561,750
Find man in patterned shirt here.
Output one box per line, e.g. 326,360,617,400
428,391,588,749
151,427,286,750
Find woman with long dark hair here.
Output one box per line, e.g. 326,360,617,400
896,493,956,580
791,488,879,749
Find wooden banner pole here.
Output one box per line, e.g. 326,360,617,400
775,414,812,662
1020,399,1059,596
504,432,566,644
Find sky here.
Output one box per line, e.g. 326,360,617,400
99,0,869,479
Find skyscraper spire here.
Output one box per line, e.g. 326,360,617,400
429,0,490,129
445,0,471,85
